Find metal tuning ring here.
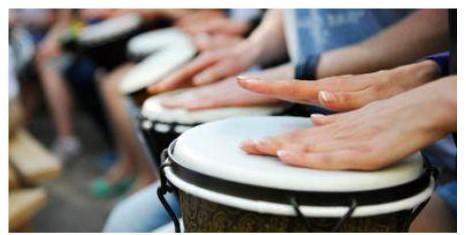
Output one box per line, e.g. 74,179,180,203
157,139,181,232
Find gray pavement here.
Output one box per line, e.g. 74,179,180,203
28,110,122,232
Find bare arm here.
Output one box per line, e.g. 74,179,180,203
243,9,288,66
317,9,449,78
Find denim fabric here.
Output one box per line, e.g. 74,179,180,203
422,135,456,213
285,9,412,63
103,182,181,232
437,181,457,215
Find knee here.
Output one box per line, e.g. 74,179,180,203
102,200,134,232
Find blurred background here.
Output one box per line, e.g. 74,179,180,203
8,9,266,232
8,8,456,232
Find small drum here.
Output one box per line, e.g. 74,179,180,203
118,41,196,107
127,27,192,62
77,14,143,70
158,116,436,232
139,91,286,167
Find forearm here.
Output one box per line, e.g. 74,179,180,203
316,9,449,78
394,75,456,134
242,9,287,66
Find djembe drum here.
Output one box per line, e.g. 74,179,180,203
77,14,143,71
139,90,286,167
158,116,436,232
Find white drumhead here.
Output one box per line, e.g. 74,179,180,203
119,41,196,94
141,90,285,124
127,28,191,57
172,116,424,192
78,14,142,45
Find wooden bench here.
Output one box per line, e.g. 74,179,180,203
9,188,47,231
9,164,20,190
9,129,62,184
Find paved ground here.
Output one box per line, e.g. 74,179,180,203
28,109,121,232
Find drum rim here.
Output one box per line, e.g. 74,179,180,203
140,92,287,124
167,156,431,206
165,166,435,218
119,43,197,94
78,14,143,45
127,27,189,57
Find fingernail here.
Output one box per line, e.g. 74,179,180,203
240,140,255,152
319,91,335,103
254,139,265,146
237,75,248,80
277,150,289,158
310,113,325,119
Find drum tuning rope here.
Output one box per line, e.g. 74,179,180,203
331,199,358,232
290,196,358,232
157,139,181,233
289,197,312,231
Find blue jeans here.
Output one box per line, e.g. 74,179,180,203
103,181,180,232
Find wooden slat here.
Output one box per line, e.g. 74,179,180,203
9,188,47,231
9,164,20,190
9,130,62,184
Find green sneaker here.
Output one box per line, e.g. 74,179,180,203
89,176,135,198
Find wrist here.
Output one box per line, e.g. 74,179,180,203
316,46,369,78
417,76,456,135
392,60,441,91
237,39,261,65
409,60,441,82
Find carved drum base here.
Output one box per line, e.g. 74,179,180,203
179,191,412,232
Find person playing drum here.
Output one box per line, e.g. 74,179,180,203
149,9,454,232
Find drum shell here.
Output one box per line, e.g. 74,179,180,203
129,89,152,108
80,28,140,71
178,191,412,232
141,120,195,167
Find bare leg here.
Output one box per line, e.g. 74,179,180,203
35,57,74,138
35,55,80,160
99,63,157,187
410,192,456,232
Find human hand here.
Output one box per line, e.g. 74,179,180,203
237,60,440,111
147,41,259,94
192,33,244,52
240,76,456,170
160,75,281,111
160,64,292,110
